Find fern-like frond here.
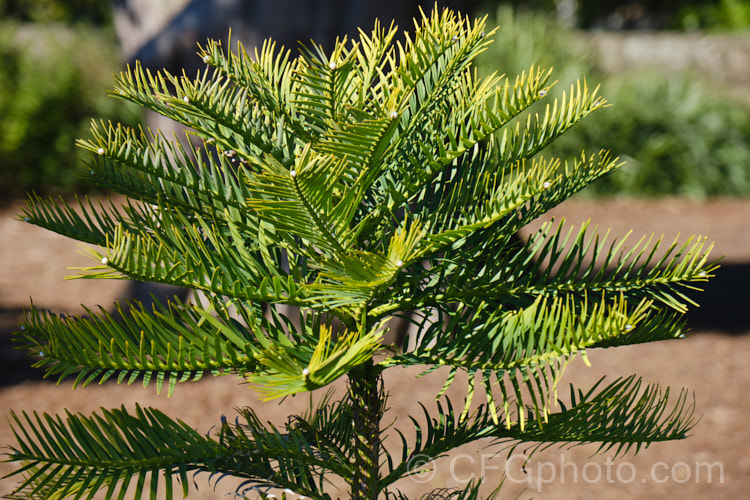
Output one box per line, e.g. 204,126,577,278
487,220,716,312
381,399,496,489
380,375,694,492
211,402,359,498
386,293,671,428
73,208,309,305
308,220,427,314
349,20,399,113
414,152,560,258
500,375,696,458
198,37,301,133
313,116,401,236
15,297,268,396
374,65,552,216
291,38,360,133
393,8,494,129
113,62,296,169
4,405,220,500
4,402,354,500
372,77,605,247
495,79,606,167
509,150,623,229
80,121,259,221
396,215,715,319
246,147,356,256
19,194,135,246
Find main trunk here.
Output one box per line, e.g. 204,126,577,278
348,360,384,499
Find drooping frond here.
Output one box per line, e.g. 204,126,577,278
4,402,355,500
380,375,694,493
385,293,681,428
500,375,697,457
381,399,497,489
212,407,344,498
4,405,220,500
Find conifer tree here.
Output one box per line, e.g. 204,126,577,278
4,7,714,499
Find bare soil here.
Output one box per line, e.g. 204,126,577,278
1,196,749,499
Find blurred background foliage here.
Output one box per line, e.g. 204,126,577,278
496,0,750,30
0,0,749,202
0,20,140,199
0,0,111,24
476,5,750,197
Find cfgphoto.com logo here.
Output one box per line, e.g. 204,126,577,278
406,453,724,491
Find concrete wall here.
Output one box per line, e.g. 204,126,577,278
586,31,750,100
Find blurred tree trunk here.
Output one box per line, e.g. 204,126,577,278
113,0,476,71
556,0,579,28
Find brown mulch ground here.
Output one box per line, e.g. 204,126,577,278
1,196,748,499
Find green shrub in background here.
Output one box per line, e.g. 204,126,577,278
476,5,594,87
0,22,140,202
0,0,111,24
550,71,750,197
491,0,750,31
477,5,750,197
675,0,750,31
